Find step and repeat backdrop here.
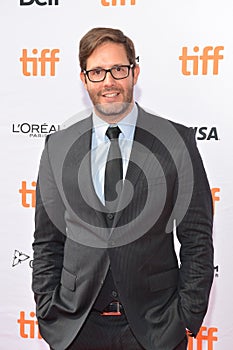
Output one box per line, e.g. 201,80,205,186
1,1,232,349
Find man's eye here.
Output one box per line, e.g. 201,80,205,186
93,69,102,75
113,66,127,74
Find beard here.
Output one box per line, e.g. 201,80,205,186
95,101,131,117
87,84,134,122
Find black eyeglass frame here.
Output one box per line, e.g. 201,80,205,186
82,64,135,83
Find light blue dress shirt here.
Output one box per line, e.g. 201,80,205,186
91,103,138,204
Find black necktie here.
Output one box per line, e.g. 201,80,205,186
104,126,123,208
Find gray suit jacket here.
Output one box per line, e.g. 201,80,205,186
32,105,214,350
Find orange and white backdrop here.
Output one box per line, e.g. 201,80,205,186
1,1,232,349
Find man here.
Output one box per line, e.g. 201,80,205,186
32,28,214,350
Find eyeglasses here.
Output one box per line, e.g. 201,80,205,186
83,64,134,83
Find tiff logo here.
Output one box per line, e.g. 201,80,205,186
18,311,42,339
20,49,60,76
179,46,224,75
19,181,36,208
20,0,59,5
188,326,218,350
101,0,136,6
211,188,220,214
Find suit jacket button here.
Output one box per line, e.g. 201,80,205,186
112,290,118,298
107,213,114,220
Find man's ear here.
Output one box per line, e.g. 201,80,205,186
80,71,88,90
133,64,140,85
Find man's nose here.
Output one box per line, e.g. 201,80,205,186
103,70,116,86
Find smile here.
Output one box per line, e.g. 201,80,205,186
102,92,120,98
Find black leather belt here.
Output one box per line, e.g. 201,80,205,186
100,301,124,316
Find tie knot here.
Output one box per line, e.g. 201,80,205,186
106,126,121,140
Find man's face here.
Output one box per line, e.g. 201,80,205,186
80,42,140,123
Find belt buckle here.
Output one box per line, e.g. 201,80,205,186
101,301,122,316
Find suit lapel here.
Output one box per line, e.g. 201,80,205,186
125,115,156,187
111,107,157,230
63,115,107,229
80,117,108,225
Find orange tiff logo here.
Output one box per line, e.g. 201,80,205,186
18,182,220,211
101,0,136,5
20,48,60,76
211,188,220,214
18,311,42,339
179,46,224,75
188,326,218,350
19,181,36,208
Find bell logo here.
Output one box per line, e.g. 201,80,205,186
214,265,219,278
20,49,60,76
101,0,136,6
179,46,224,75
20,0,59,5
188,326,218,350
18,311,42,339
19,181,36,208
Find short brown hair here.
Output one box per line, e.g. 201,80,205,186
79,27,136,71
